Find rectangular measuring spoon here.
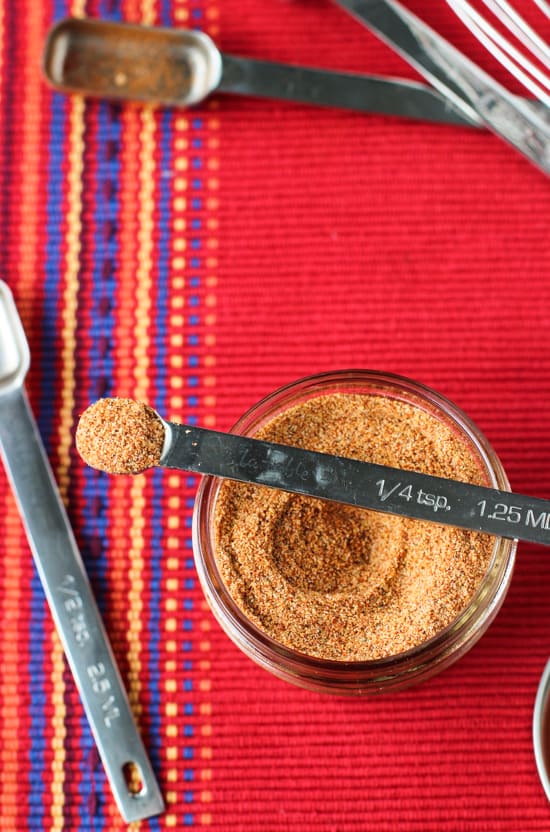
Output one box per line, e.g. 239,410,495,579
0,281,164,823
42,16,480,127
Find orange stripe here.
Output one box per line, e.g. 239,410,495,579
14,6,44,326
0,3,23,824
107,4,158,827
4,11,48,819
0,488,24,828
114,107,142,399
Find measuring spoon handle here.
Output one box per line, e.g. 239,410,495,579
42,16,479,126
218,53,477,125
0,387,164,823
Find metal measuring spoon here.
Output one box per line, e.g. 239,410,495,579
0,281,164,823
42,17,480,126
534,661,550,801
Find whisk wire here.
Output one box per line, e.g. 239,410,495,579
532,0,550,20
485,0,550,66
448,0,550,105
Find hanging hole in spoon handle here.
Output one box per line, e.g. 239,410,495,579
42,17,223,106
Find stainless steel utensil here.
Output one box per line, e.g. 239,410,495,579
42,16,479,127
79,396,550,547
0,281,164,823
447,0,550,107
533,659,550,801
159,418,548,546
333,0,550,175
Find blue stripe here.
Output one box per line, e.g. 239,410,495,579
76,93,123,828
30,76,69,828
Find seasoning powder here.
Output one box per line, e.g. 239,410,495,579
213,393,494,662
76,398,164,475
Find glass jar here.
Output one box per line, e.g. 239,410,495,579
192,370,517,695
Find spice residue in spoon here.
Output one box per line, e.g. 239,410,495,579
76,397,164,474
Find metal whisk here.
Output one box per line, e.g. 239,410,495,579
447,0,550,107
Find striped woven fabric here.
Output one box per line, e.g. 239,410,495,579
1,0,550,829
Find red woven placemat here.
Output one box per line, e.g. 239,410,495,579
1,0,550,829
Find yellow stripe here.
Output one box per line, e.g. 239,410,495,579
142,0,155,25
163,98,192,828
50,0,85,820
124,7,156,829
50,87,85,829
125,99,157,830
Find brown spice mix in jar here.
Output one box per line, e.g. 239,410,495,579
213,393,494,662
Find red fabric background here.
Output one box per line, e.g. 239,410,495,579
1,0,550,828
210,1,550,828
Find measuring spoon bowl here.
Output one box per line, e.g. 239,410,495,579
43,17,223,106
0,281,30,396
